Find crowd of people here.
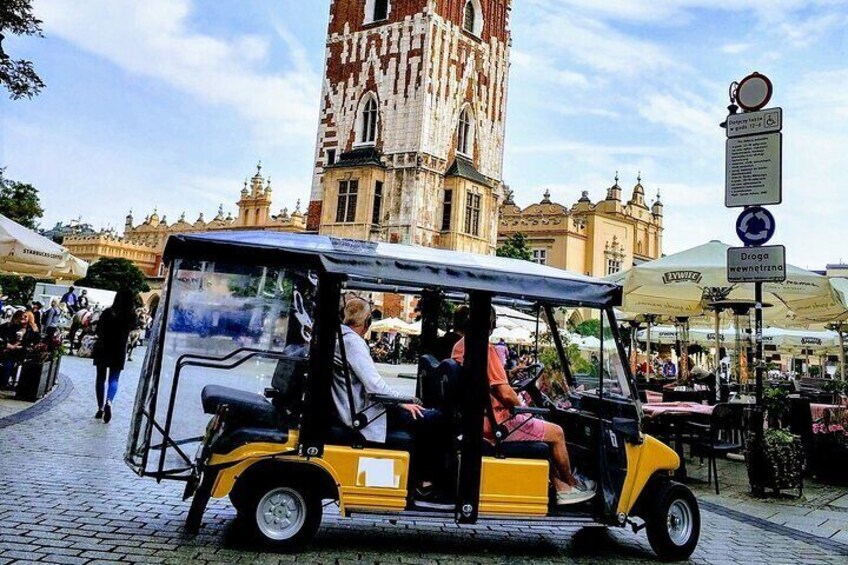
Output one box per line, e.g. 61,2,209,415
0,285,152,425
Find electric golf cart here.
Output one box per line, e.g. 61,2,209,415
126,231,700,561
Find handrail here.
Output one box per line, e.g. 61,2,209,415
156,347,296,479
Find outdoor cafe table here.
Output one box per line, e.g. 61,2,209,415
643,402,716,480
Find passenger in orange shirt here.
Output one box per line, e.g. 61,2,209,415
451,306,595,505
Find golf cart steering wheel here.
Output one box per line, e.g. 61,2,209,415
510,363,545,392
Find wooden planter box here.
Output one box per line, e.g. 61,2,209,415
747,431,804,496
16,361,52,402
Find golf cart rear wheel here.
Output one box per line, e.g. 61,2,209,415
245,480,322,550
645,482,700,561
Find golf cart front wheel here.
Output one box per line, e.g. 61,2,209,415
645,482,700,561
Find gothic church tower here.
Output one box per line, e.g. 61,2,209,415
307,0,512,254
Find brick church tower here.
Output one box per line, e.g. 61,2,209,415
307,0,512,254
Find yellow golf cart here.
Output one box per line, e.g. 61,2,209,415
126,232,699,561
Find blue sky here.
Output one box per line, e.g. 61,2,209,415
1,0,846,269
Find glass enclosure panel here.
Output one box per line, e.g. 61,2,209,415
126,259,317,477
601,310,634,401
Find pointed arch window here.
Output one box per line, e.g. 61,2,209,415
360,95,379,145
463,1,476,33
457,107,473,156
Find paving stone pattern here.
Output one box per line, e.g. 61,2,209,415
0,355,846,564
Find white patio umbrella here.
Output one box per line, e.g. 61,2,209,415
494,305,548,334
0,214,89,280
606,240,843,390
636,326,733,347
369,317,410,334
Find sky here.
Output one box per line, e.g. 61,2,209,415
1,0,846,269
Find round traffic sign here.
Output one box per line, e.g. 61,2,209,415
736,206,776,246
736,72,773,112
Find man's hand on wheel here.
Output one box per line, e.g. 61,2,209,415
401,403,425,419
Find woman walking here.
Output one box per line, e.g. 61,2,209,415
92,288,135,423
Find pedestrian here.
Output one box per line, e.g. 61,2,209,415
23,302,42,333
61,286,79,314
77,289,90,311
92,288,136,423
41,299,62,331
0,311,30,389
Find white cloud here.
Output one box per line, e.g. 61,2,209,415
36,0,321,146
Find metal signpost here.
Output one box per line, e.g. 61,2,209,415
723,72,784,495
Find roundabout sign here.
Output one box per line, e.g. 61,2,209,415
735,206,776,246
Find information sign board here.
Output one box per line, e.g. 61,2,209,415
726,108,782,138
725,133,782,207
727,245,786,283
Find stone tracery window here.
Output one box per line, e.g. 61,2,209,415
464,1,476,33
359,94,379,145
605,236,625,275
457,107,473,156
463,0,483,36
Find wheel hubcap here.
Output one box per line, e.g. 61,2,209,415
256,487,306,541
666,499,693,546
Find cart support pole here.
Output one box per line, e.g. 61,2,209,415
456,292,490,524
715,309,721,402
755,283,764,406
837,323,846,382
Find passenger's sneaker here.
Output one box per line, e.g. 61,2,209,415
573,473,596,494
556,484,595,505
413,484,453,511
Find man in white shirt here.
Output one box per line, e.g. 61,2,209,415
333,297,448,504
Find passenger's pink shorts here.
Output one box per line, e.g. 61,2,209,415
503,413,547,442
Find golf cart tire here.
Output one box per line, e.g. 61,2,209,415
645,481,700,561
245,478,322,551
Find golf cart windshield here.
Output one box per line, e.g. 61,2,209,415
126,259,317,478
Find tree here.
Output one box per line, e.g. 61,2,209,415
0,0,45,100
575,319,601,339
496,233,533,261
0,274,39,305
0,168,43,229
76,258,151,297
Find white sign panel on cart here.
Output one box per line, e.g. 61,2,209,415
727,245,787,283
725,133,782,207
726,108,782,138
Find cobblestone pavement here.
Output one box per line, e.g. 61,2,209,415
0,355,846,564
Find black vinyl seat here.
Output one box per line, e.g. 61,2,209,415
201,385,277,427
211,426,289,455
482,441,551,460
325,423,415,451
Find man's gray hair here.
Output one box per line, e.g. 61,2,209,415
343,297,371,328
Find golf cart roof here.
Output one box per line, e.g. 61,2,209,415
164,231,621,308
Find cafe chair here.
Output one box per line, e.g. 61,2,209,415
687,403,744,494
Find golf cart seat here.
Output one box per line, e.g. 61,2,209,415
211,426,289,455
482,440,551,460
326,422,415,451
417,355,442,409
201,385,278,428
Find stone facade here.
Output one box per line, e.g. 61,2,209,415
63,165,306,276
309,0,511,254
498,174,664,278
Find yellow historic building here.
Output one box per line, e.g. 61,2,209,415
498,173,664,278
63,165,306,276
